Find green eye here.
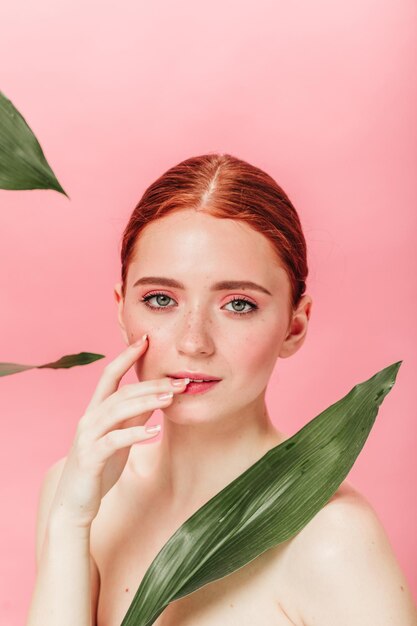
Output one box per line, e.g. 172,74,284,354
141,292,175,310
224,298,258,316
140,293,258,317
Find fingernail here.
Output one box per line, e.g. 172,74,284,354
157,392,174,400
134,333,148,346
145,424,161,433
171,377,190,387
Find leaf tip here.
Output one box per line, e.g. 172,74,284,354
52,179,70,198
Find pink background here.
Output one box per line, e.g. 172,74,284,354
0,0,416,623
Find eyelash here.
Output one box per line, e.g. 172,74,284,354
140,291,259,317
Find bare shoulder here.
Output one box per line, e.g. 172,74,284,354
287,480,381,566
284,481,417,625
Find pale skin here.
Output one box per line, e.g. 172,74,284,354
27,207,417,625
114,207,310,516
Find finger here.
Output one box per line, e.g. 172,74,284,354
105,376,188,404
94,425,162,465
87,378,188,429
86,335,148,411
92,392,175,438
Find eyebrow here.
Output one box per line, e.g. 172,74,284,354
132,276,272,296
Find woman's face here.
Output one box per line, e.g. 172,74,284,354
114,208,312,424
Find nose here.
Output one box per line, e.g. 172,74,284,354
175,308,215,357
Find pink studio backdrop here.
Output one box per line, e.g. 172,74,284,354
0,1,416,623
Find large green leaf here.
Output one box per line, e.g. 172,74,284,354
120,360,402,626
0,90,68,196
0,352,104,377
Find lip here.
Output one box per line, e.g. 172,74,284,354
168,371,222,381
182,380,220,395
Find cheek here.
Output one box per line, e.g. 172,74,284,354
124,304,163,345
133,332,167,380
239,323,285,380
124,311,146,344
244,339,276,374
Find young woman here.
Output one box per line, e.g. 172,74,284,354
26,154,417,626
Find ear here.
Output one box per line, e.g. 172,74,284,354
113,282,129,346
279,294,313,359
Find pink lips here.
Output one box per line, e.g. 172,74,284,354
182,380,220,394
168,371,221,381
166,372,222,395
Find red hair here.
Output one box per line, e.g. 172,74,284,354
120,153,308,310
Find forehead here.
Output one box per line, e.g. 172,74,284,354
128,209,289,289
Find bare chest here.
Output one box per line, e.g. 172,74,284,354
91,478,302,626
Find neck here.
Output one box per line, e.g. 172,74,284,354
150,396,286,520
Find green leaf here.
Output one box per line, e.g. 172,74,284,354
0,90,68,196
0,352,105,377
120,360,402,626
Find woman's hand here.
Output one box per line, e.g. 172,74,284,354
48,335,188,528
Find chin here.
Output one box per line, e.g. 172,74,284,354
162,413,211,426
161,401,237,427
